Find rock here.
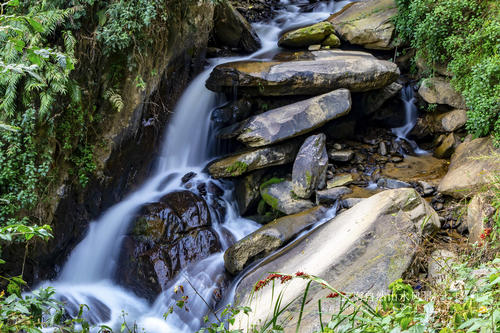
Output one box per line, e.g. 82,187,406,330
328,0,397,50
224,206,331,275
278,22,334,48
438,137,500,198
361,82,403,115
341,197,364,209
441,109,467,132
213,1,261,53
316,186,352,205
379,142,388,156
416,55,452,77
466,194,495,243
207,141,298,178
332,143,344,150
418,77,466,109
231,188,440,331
428,249,457,282
328,149,354,162
322,34,341,47
327,173,354,188
211,99,253,127
307,44,321,51
292,134,328,199
234,171,265,215
260,180,314,215
117,191,221,300
418,181,435,196
377,177,411,189
222,89,351,147
206,50,400,96
434,132,459,159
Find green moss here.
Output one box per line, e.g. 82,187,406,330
260,177,284,210
225,160,248,176
305,170,312,185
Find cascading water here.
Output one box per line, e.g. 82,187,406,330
38,1,351,332
392,85,427,155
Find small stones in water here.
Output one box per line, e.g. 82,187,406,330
182,172,197,184
341,198,364,209
328,149,354,162
377,177,411,189
332,143,344,150
308,44,322,51
391,156,403,163
418,180,435,196
327,174,354,188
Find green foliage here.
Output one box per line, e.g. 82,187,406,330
225,160,249,176
259,177,284,211
394,0,500,143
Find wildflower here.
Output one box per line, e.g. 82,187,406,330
254,273,293,292
478,306,488,314
326,292,339,298
295,271,308,277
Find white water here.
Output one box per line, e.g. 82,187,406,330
38,1,350,332
392,85,428,155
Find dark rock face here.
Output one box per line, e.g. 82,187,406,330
116,191,222,301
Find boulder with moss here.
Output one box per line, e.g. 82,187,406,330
278,22,335,48
260,179,314,215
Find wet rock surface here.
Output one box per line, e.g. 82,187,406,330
278,22,335,48
117,191,222,300
208,141,298,178
206,50,400,96
222,89,351,147
292,134,328,199
224,206,330,275
260,180,314,215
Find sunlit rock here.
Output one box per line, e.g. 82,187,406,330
278,22,335,48
260,179,314,215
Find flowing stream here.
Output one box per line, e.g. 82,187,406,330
39,1,351,332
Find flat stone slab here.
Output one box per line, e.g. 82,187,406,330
222,89,351,147
260,180,314,215
206,50,400,96
231,188,440,331
207,141,298,178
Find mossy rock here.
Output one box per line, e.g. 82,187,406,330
322,34,341,47
278,22,334,48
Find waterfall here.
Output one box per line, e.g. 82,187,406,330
37,1,351,332
392,85,428,155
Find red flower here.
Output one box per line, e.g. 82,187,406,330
327,292,339,298
295,271,308,277
254,273,294,292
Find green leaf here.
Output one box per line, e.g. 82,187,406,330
13,39,25,52
7,0,20,7
26,18,44,33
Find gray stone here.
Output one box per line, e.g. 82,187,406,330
224,206,331,275
418,181,435,196
213,1,261,53
206,50,400,96
328,149,354,162
260,180,314,215
428,249,457,282
278,22,334,48
466,194,495,243
292,134,328,199
316,186,352,205
231,188,440,331
418,77,466,109
308,44,322,51
234,171,265,215
434,133,459,159
208,141,298,178
438,137,500,198
379,142,388,156
377,177,411,189
328,0,397,50
327,173,354,188
221,89,351,147
341,197,364,209
441,109,468,132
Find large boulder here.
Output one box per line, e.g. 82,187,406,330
224,206,331,275
207,141,298,178
116,191,222,300
206,50,400,96
260,179,314,215
231,188,439,331
418,77,466,109
234,170,265,215
292,134,328,199
438,137,500,198
433,132,459,159
213,1,261,53
278,22,335,48
328,0,398,50
221,89,351,147
411,109,468,139
441,109,468,132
